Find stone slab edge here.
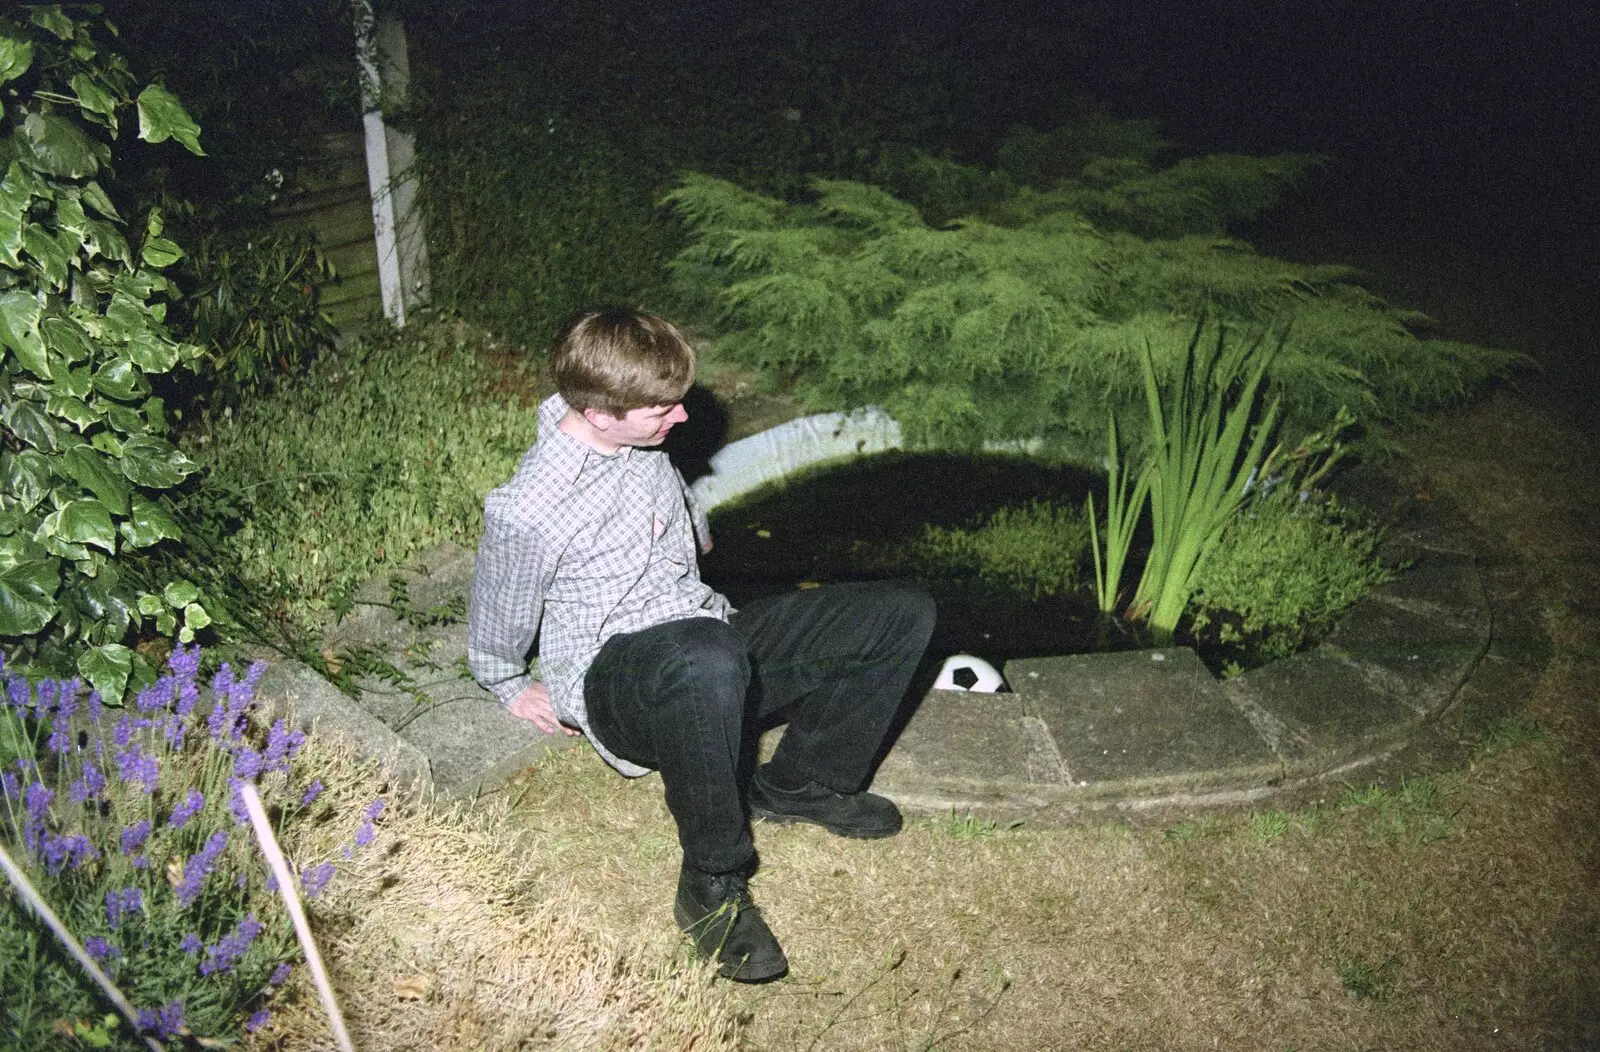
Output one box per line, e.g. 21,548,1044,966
252,650,434,802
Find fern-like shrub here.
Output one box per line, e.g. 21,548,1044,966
666,147,1521,459
1189,485,1391,664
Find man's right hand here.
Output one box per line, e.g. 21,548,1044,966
509,682,579,736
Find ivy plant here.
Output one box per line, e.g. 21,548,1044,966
0,7,209,700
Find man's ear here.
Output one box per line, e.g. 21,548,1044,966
582,406,616,432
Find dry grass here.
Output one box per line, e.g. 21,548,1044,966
248,743,739,1051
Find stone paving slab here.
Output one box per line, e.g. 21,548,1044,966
1010,649,1280,791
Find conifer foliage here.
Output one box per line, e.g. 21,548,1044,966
666,134,1519,458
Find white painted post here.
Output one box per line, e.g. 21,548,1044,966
354,1,429,326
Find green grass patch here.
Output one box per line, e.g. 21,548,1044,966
191,319,548,636
1337,776,1458,848
1477,714,1544,755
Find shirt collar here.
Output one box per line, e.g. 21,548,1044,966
536,393,630,488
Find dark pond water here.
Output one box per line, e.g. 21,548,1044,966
697,451,1147,676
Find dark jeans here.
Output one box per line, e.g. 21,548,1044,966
584,580,936,874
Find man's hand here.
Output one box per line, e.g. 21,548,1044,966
509,682,580,736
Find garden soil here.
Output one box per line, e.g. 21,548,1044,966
254,254,1600,1051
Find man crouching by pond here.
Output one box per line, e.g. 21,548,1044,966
466,307,936,983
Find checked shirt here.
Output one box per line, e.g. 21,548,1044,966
466,393,730,775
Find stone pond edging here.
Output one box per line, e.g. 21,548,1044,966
250,414,1501,823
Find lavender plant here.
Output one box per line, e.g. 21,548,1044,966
0,647,385,1048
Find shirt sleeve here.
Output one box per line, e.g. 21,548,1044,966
466,505,556,708
677,466,713,553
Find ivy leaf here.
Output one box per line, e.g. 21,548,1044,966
42,315,95,363
2,450,52,511
140,235,183,268
80,218,129,264
60,445,131,515
48,356,93,397
3,399,59,452
118,434,196,488
27,7,76,40
182,602,211,632
44,499,117,553
102,402,144,435
69,72,118,129
162,579,199,607
45,392,100,430
78,643,133,703
81,181,120,221
127,332,179,373
0,556,59,636
119,497,180,548
136,592,163,616
19,112,103,179
0,37,35,87
136,85,204,157
23,224,70,289
0,287,48,376
92,358,150,401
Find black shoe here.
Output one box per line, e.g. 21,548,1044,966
748,771,904,839
674,866,788,983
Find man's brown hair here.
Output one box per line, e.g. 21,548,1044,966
549,307,695,416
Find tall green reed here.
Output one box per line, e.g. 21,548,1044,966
1128,323,1282,641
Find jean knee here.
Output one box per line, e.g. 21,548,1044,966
658,618,751,704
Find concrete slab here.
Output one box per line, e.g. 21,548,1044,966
1228,647,1419,769
1324,590,1490,718
1006,649,1280,792
869,688,1066,796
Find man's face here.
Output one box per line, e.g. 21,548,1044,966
600,402,688,448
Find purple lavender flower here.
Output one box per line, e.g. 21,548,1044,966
168,788,204,829
114,743,160,794
354,820,377,848
45,685,77,754
199,913,265,976
265,869,278,893
176,676,200,718
67,760,106,803
5,674,30,710
35,678,57,716
22,781,52,854
136,999,186,1040
179,933,202,954
264,719,306,774
86,689,103,722
300,861,335,899
245,1010,271,1033
0,770,17,802
135,676,171,714
162,714,187,751
168,643,201,680
233,746,264,780
59,833,99,872
229,778,251,825
269,962,292,986
211,661,234,699
119,820,152,856
300,779,324,807
105,887,144,929
206,700,228,743
85,936,119,964
112,715,134,748
177,830,229,908
363,799,386,822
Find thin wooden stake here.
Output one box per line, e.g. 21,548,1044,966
238,781,357,1052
